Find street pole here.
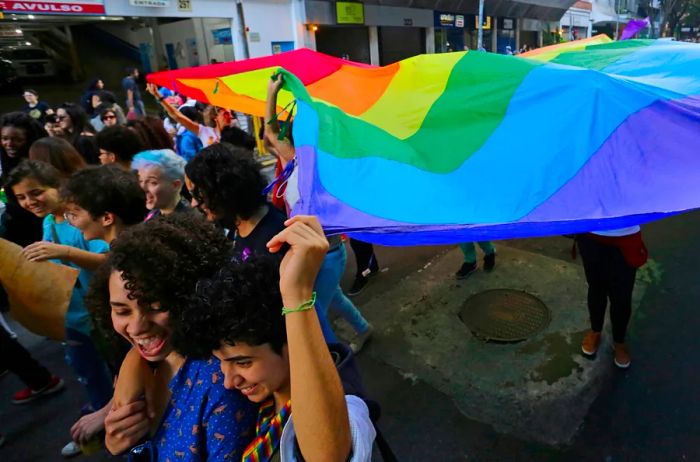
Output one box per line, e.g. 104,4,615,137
477,0,484,50
570,11,574,40
615,0,620,39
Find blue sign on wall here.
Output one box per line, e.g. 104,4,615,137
212,28,233,45
271,41,294,54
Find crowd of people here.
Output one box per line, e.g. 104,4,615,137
0,67,383,460
0,64,646,460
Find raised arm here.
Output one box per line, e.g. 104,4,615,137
146,83,200,135
267,216,351,462
264,75,296,167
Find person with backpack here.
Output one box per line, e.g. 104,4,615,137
173,215,376,461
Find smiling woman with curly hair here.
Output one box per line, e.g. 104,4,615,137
86,212,257,460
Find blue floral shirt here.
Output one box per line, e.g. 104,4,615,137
152,356,257,461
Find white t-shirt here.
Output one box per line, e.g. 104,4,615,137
197,124,220,147
279,395,375,462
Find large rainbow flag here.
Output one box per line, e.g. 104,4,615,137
148,40,700,245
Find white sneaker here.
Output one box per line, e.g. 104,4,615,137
61,441,81,458
350,324,374,354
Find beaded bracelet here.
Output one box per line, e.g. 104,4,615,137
281,292,317,316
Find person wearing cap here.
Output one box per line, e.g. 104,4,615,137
21,89,52,123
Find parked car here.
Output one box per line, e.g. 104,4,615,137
1,46,57,79
0,57,20,93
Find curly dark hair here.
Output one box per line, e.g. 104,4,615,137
96,125,144,163
86,213,233,356
174,256,285,359
62,164,147,224
1,112,49,178
126,117,174,150
184,143,266,226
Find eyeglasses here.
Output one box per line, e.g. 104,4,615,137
102,115,117,121
57,115,68,120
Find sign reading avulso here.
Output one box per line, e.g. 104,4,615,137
336,1,364,25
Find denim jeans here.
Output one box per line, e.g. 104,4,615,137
330,287,370,335
64,328,114,410
459,241,495,264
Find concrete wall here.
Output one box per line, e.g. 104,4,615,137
305,1,432,27
104,0,237,19
98,17,234,72
159,19,198,69
242,0,296,57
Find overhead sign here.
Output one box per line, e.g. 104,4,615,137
336,1,364,25
434,12,466,28
0,0,105,14
476,15,492,30
129,0,168,6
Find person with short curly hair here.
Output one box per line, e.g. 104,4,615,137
62,165,147,244
86,213,257,459
96,125,144,170
184,142,286,262
175,215,375,462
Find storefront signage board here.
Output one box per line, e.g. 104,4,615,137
0,0,105,14
336,1,364,25
434,12,466,28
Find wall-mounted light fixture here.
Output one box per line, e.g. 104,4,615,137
306,24,319,32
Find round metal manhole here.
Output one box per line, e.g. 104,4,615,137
458,289,551,343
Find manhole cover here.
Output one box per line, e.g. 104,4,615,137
459,289,550,343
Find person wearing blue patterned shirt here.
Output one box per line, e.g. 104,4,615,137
95,213,257,460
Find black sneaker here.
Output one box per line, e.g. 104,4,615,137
455,262,477,279
348,275,369,296
483,253,496,272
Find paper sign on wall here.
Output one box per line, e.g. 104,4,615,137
129,0,169,7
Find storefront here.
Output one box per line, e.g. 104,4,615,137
307,0,431,65
434,11,467,52
434,11,494,53
379,26,424,64
496,17,516,54
466,14,493,52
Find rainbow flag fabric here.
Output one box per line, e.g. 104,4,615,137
148,40,700,245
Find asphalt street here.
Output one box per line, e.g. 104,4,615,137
2,210,699,460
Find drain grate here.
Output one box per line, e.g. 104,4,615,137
459,289,550,343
